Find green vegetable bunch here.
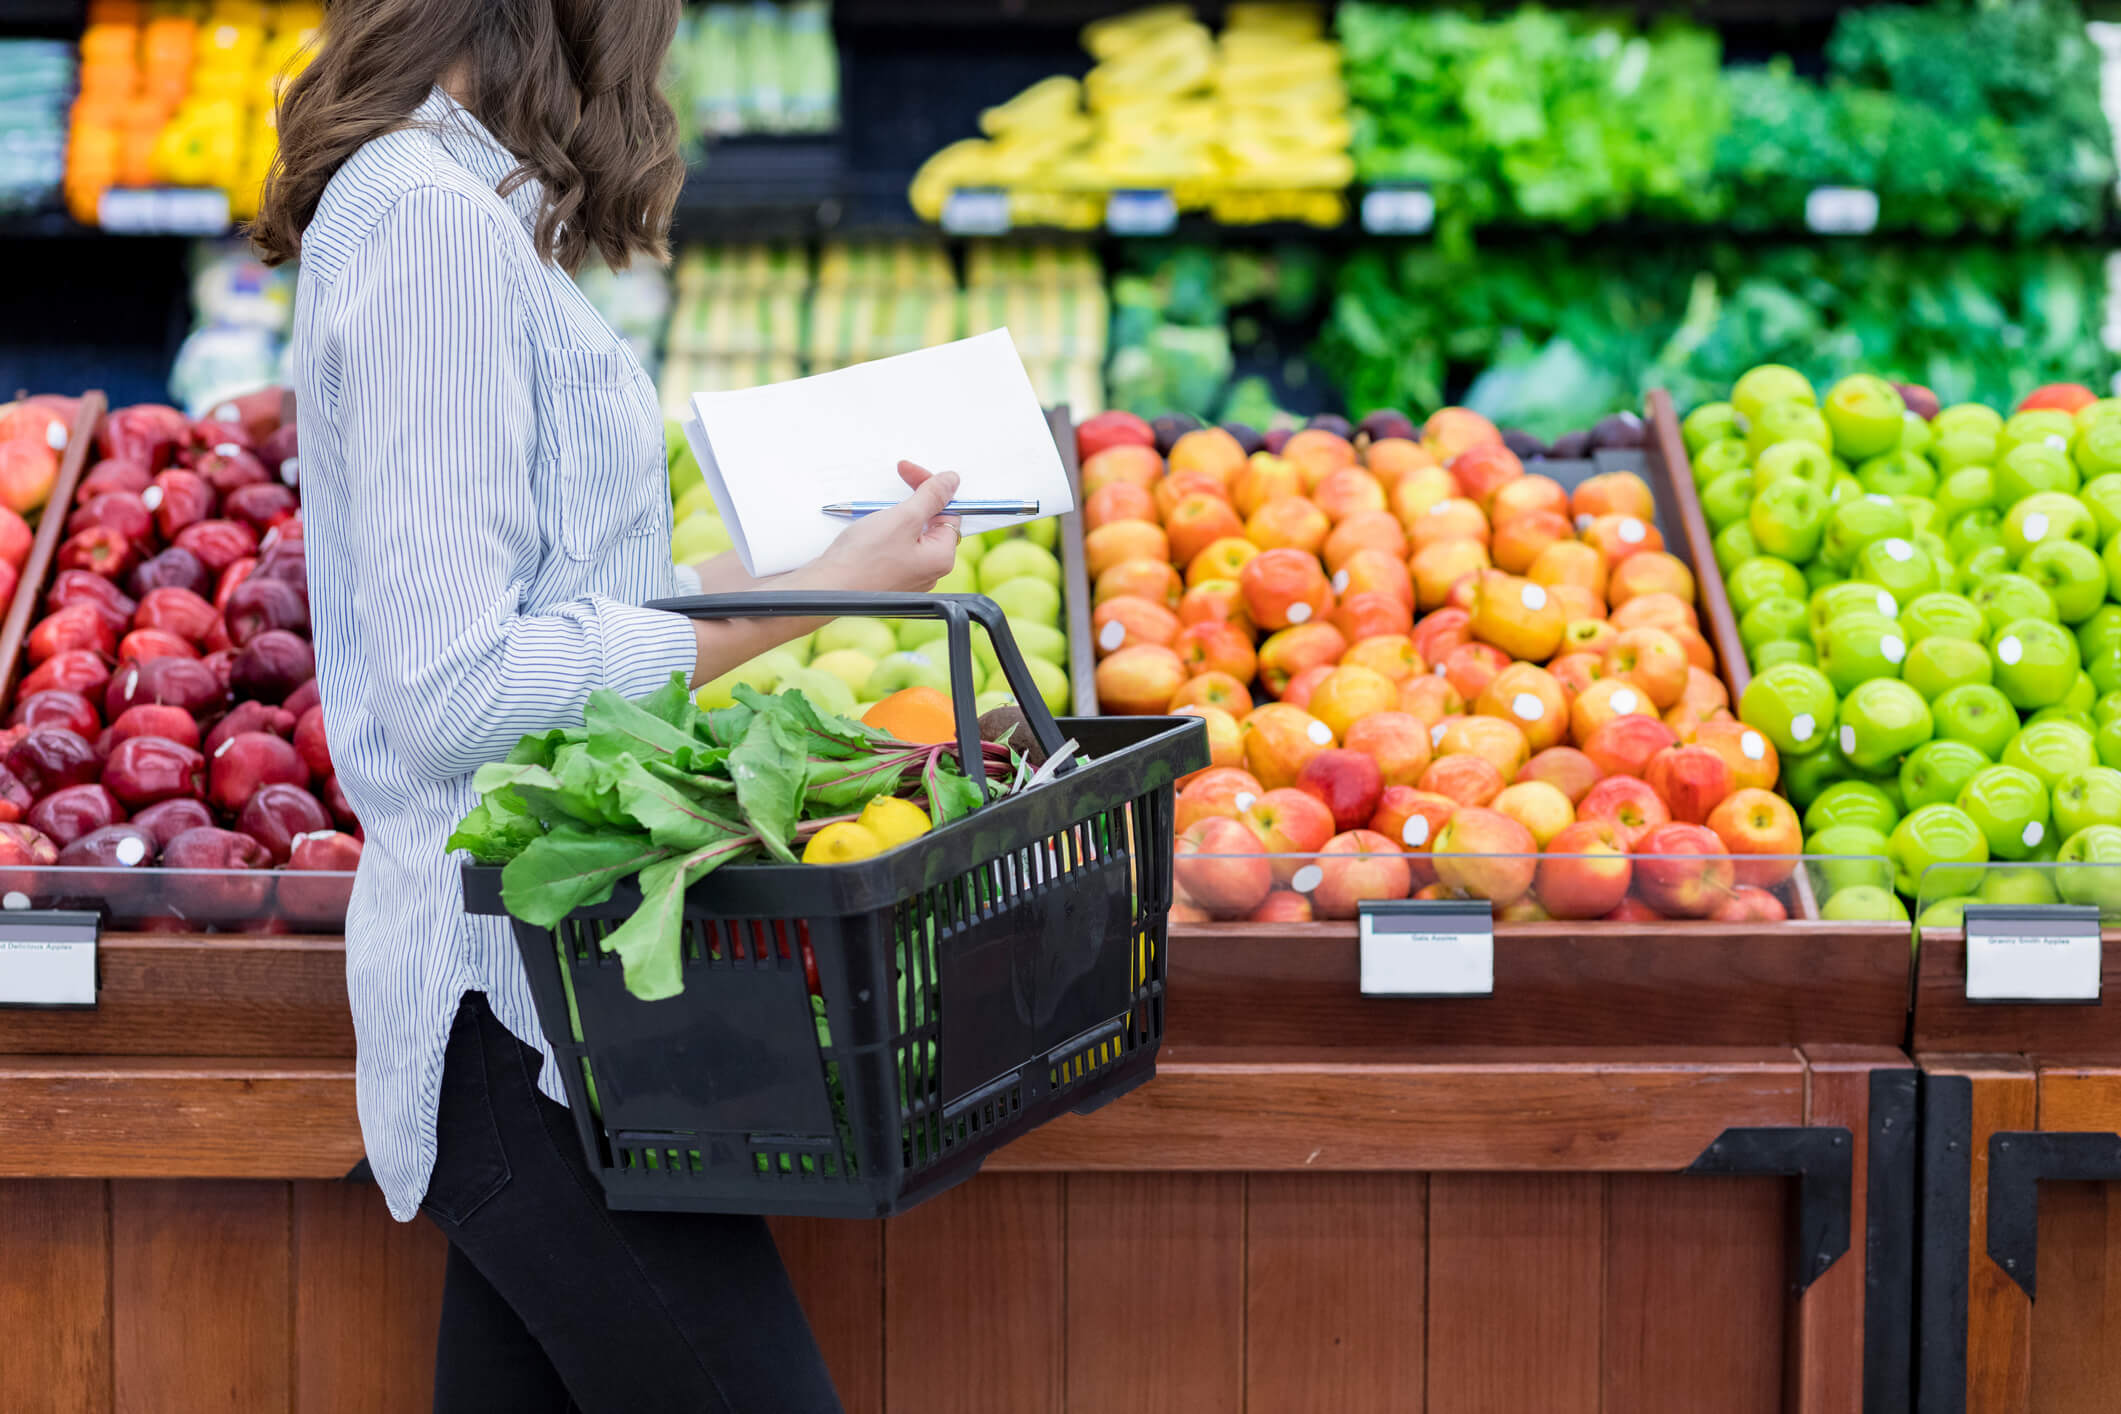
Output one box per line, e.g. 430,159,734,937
451,674,1015,1001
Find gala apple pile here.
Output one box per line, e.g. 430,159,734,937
1073,405,1802,925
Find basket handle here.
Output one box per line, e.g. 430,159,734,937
644,591,1072,792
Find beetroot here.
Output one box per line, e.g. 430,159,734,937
131,798,213,851
0,822,60,865
293,706,331,780
19,651,110,702
195,446,271,497
223,576,308,645
238,783,330,864
67,493,154,545
128,546,213,601
283,679,321,719
79,459,153,500
103,736,206,809
48,569,137,636
26,605,117,666
104,656,225,722
6,729,101,795
203,701,296,757
107,704,201,752
224,483,298,534
57,823,156,869
28,785,124,848
117,628,198,666
231,630,314,703
209,732,307,813
134,586,218,645
9,691,100,740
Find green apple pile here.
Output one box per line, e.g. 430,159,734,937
665,423,1073,721
1682,370,2121,923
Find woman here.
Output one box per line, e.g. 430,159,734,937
252,3,957,1409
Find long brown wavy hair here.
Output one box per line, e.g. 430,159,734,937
251,0,684,273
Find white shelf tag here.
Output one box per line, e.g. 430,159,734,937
0,912,101,1008
1106,189,1177,237
97,187,232,236
1359,901,1493,998
1965,905,2102,1004
1805,186,1879,236
941,187,1011,237
1360,185,1435,235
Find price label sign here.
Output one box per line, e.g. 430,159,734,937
1964,904,2103,1004
941,187,1011,237
97,187,233,236
1106,189,1178,237
0,911,101,1009
1357,900,1493,998
1805,186,1879,236
1360,185,1435,236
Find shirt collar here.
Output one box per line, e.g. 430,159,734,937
411,86,543,231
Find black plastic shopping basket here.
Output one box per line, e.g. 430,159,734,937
462,592,1207,1217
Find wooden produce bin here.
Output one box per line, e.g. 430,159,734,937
1912,923,2121,1414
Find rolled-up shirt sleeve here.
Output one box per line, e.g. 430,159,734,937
331,187,697,783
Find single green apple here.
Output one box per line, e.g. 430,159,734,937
2056,824,2121,913
1682,402,1747,456
1932,683,2021,759
1732,365,1817,426
1900,591,1987,644
1999,409,2078,459
1918,896,1980,927
2001,719,2100,789
1980,868,2062,907
1888,802,1990,897
1822,884,1910,922
1750,439,1837,495
1817,613,1908,695
2054,766,2121,840
2021,538,2108,624
1823,375,1907,461
1810,581,1902,639
978,540,1061,592
1808,825,1896,895
1739,661,1840,757
1692,438,1755,489
1838,678,1934,771
1901,738,1991,810
1701,471,1757,533
1713,523,1761,576
2077,472,2121,542
1931,427,2000,475
2072,419,2121,480
2002,490,2100,558
815,617,902,661
1933,465,1997,523
1903,636,1995,701
1990,617,2082,711
1956,763,2052,859
1947,508,2004,559
1994,442,2080,505
1821,494,1913,571
1803,780,1902,836
1749,480,1831,563
1747,401,1833,458
1752,639,1818,670
864,649,952,699
1853,536,1942,602
989,577,1062,626
1856,449,1938,499
1727,556,1809,617
1739,596,1811,654
1971,573,2057,633
1783,747,1858,811
1935,402,2006,439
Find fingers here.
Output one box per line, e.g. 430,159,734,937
908,468,960,517
897,460,934,493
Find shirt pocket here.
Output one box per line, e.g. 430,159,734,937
534,344,665,563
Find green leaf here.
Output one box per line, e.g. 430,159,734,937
595,834,756,1001
505,729,578,769
446,790,544,864
584,687,699,763
698,700,757,749
610,757,749,851
922,753,986,826
803,751,917,814
635,672,700,735
548,745,632,828
728,701,809,861
500,827,671,928
472,761,560,797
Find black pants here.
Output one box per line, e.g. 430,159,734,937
420,992,844,1414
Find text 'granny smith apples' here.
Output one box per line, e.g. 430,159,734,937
1698,369,2121,916
660,423,1075,721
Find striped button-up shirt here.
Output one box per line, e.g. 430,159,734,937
293,88,700,1220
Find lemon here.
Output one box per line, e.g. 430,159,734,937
857,796,932,850
802,822,885,864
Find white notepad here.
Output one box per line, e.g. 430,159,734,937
680,328,1074,578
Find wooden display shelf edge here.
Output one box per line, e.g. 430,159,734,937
0,391,104,708
1911,927,2121,1061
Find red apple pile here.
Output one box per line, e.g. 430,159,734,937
0,393,361,921
1075,406,1807,925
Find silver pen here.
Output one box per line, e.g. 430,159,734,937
819,499,1041,518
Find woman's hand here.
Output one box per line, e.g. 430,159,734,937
808,462,963,594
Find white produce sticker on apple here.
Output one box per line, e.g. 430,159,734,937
1742,730,1767,761
1790,712,1816,744
1098,620,1126,652
1332,570,1350,595
1521,583,1547,611
2021,512,2049,544
1306,719,1333,746
1287,602,1313,624
1401,815,1429,848
1290,864,1323,895
1997,635,2024,666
